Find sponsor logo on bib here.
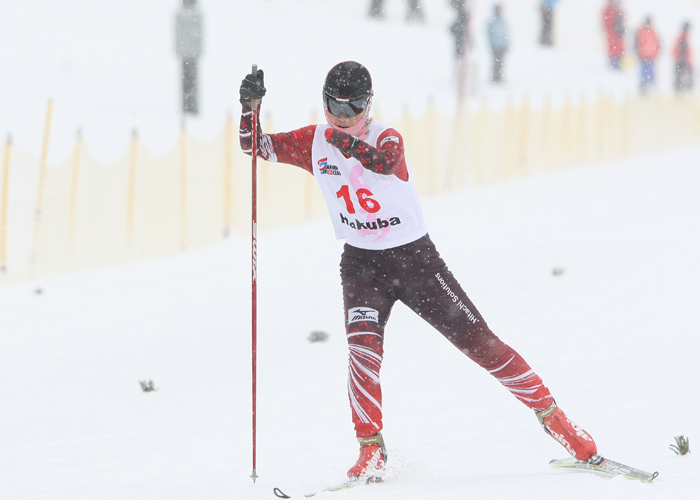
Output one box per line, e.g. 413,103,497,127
318,157,341,176
340,213,401,231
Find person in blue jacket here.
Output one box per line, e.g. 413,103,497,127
487,4,510,83
540,0,560,46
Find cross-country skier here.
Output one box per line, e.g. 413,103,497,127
238,61,598,481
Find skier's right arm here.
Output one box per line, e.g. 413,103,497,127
239,69,315,174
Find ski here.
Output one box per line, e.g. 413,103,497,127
549,455,659,483
273,477,380,498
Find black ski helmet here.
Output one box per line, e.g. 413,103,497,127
323,61,373,100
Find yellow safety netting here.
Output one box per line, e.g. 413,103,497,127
1,94,699,284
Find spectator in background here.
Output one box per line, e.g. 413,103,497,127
406,0,425,23
175,0,203,115
449,0,470,61
368,0,424,23
635,17,661,96
602,0,626,70
450,0,471,102
539,0,560,46
369,0,385,19
487,4,510,83
673,22,694,93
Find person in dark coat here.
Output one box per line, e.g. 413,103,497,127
449,0,470,60
368,0,385,19
175,0,203,115
673,21,694,92
406,0,424,23
539,0,560,46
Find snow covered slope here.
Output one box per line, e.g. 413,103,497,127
1,147,698,499
1,1,699,499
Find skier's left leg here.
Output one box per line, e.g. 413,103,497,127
392,236,598,461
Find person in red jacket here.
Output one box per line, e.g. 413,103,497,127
602,0,626,69
238,61,599,482
635,17,661,96
673,21,694,92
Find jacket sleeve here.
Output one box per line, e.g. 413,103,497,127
239,103,316,174
324,127,409,182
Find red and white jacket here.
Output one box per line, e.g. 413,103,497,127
240,104,428,250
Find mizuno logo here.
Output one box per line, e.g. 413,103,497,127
347,307,379,324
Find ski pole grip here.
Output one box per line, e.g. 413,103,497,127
250,64,260,110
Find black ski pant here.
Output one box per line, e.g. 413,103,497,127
339,234,552,437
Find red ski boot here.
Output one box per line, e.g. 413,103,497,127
536,400,597,461
347,433,387,481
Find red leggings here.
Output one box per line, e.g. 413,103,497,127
340,235,553,438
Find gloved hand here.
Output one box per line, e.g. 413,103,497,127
324,128,361,155
239,68,266,105
325,127,399,177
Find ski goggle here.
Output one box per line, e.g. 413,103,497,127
323,91,372,117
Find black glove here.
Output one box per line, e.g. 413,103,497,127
239,69,266,104
324,127,360,155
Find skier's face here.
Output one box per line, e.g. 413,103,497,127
327,109,366,129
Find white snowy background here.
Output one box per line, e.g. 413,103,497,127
1,1,699,499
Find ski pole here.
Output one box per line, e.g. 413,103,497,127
250,63,259,484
